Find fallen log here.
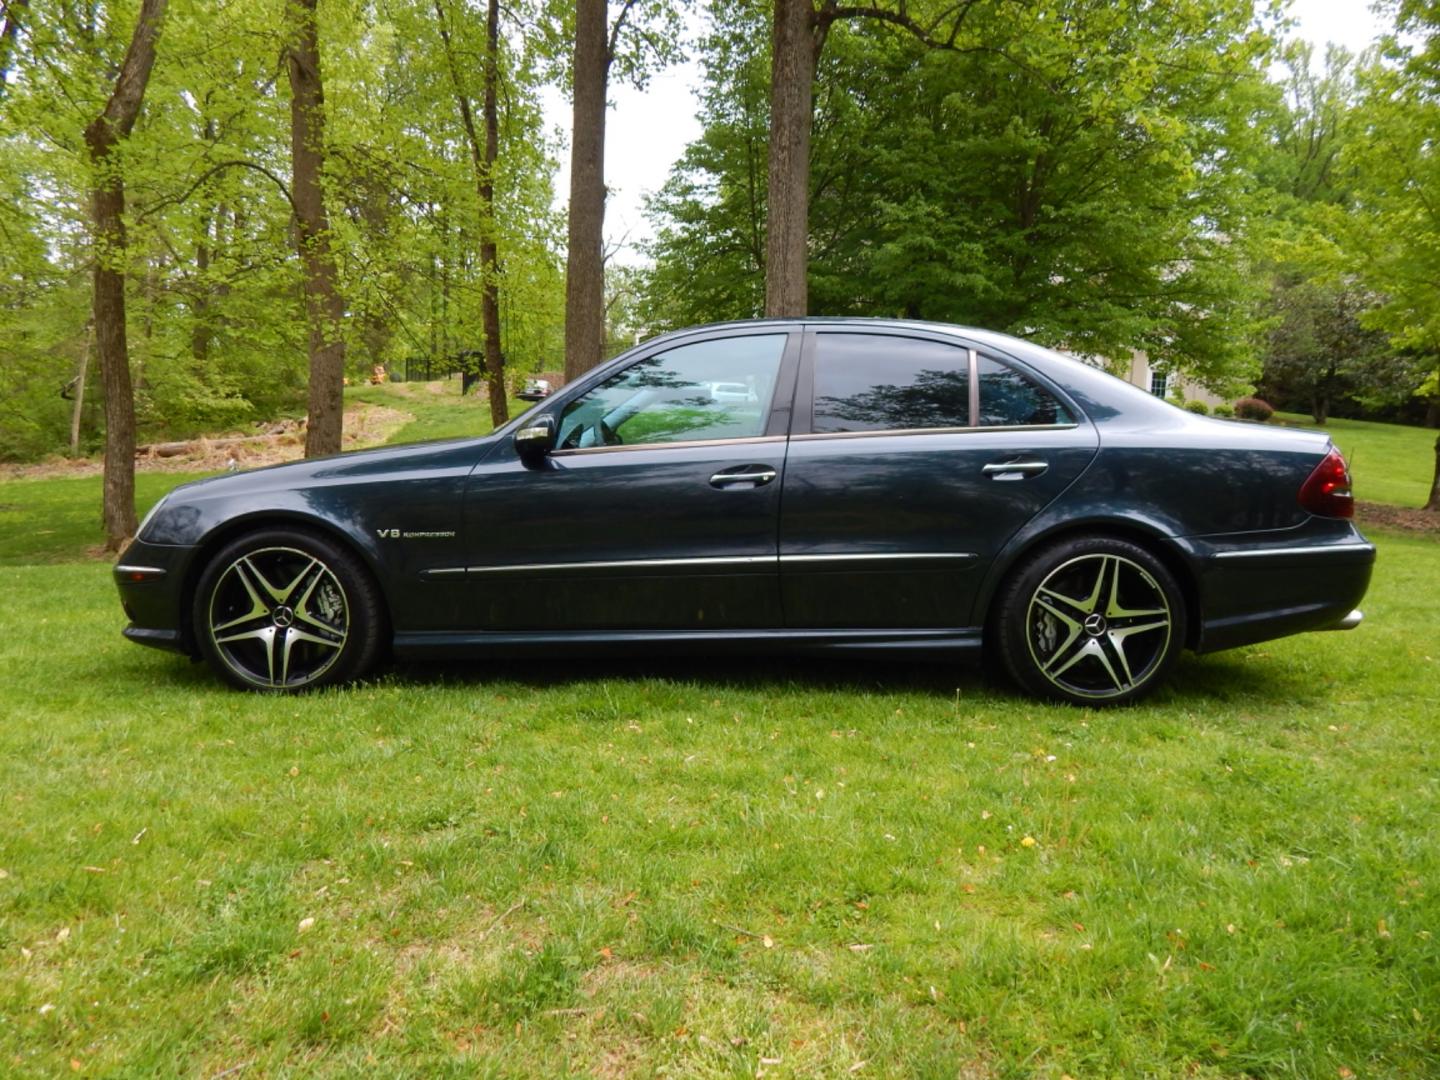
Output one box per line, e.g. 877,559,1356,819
136,419,305,458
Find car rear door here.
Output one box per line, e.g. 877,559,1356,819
458,329,801,631
779,328,1099,629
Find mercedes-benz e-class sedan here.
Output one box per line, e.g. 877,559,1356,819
114,319,1373,704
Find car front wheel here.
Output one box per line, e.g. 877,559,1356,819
994,535,1186,706
192,528,384,692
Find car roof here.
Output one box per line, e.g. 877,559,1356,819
632,316,1187,429
639,316,1104,377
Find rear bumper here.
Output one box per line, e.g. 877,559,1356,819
1193,534,1375,653
1321,608,1364,631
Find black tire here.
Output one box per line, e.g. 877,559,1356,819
993,534,1187,706
191,527,385,692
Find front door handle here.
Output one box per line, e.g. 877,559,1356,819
982,458,1049,481
710,465,778,489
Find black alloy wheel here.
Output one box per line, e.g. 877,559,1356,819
995,535,1186,705
192,528,384,691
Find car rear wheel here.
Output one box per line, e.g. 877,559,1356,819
995,535,1186,706
192,528,384,692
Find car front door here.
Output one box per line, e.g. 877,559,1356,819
779,329,1100,629
459,330,800,631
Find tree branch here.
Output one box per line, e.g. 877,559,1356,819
139,159,297,220
606,0,640,65
821,1,1050,86
85,0,168,153
0,0,30,96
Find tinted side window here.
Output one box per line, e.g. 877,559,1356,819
556,334,787,450
812,334,971,433
977,356,1074,427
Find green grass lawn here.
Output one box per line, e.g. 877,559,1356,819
345,380,532,446
2,469,1438,1075
0,382,530,565
1274,412,1438,509
0,473,214,566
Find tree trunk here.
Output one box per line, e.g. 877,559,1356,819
761,3,975,319
1311,391,1329,426
480,0,506,426
434,0,508,426
189,118,217,366
70,322,92,458
83,0,168,550
564,0,608,383
764,0,820,318
192,207,212,365
287,0,346,459
1427,431,1440,513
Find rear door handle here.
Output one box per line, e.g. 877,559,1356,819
710,465,778,489
982,459,1049,481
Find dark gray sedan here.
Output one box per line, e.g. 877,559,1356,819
114,319,1373,704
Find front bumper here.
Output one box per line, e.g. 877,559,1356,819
114,538,196,655
122,625,187,652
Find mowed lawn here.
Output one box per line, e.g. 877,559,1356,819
1,469,1438,1078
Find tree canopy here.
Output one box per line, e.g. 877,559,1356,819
649,0,1281,392
0,0,565,465
1,0,1438,513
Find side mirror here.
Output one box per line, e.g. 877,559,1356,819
514,414,556,463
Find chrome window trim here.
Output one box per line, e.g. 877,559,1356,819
550,434,786,458
792,423,1079,442
1211,542,1375,561
967,348,980,428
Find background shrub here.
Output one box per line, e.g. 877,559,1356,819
1234,397,1275,422
1184,400,1211,415
1213,402,1236,418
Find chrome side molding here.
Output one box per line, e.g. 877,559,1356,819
1211,542,1375,561
422,551,981,578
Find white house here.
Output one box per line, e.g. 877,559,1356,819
1120,350,1226,408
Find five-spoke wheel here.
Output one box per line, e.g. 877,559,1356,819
995,536,1186,705
193,528,384,691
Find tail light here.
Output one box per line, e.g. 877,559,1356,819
1298,447,1354,518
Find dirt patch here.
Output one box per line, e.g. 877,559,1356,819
0,402,412,482
1357,501,1440,535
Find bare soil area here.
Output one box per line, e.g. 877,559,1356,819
1356,500,1440,534
0,401,411,482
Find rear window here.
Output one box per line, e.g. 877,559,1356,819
977,356,1073,426
812,334,971,433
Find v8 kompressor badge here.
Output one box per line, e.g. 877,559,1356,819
376,528,455,540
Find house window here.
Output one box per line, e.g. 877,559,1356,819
1149,371,1169,399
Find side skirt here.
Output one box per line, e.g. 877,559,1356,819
392,627,984,661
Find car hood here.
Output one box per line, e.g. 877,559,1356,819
168,434,498,500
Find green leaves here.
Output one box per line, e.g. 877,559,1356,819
648,0,1274,391
0,0,567,463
